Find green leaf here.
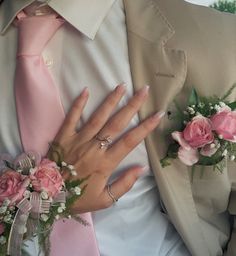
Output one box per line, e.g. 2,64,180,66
160,157,171,168
198,150,224,166
228,101,236,110
160,143,179,168
167,143,179,158
188,88,199,106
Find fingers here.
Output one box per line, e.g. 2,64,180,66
57,88,89,138
107,110,165,164
78,83,126,141
101,166,148,207
98,85,149,140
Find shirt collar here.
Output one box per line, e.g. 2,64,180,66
0,0,116,39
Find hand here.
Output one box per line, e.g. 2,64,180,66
53,84,165,213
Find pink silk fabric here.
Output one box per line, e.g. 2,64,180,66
14,13,100,256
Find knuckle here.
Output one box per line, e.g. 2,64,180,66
102,196,113,208
73,100,82,110
123,175,136,192
65,116,74,127
142,120,152,131
88,116,100,129
106,94,118,108
123,134,136,149
126,101,137,113
106,120,122,134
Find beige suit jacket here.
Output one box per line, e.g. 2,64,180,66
124,0,236,255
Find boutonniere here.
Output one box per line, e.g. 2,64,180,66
0,143,88,256
160,84,236,173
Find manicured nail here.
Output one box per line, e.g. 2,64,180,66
137,165,149,177
81,87,89,96
152,110,166,121
138,85,150,96
116,83,127,94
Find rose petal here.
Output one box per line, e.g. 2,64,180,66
172,131,191,150
200,144,218,157
178,147,199,166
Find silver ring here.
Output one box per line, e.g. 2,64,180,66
107,184,118,204
95,134,112,149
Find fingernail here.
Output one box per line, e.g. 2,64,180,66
152,110,166,121
137,165,149,177
81,87,89,96
116,83,127,93
137,85,150,96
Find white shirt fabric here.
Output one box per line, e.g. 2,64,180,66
0,0,190,255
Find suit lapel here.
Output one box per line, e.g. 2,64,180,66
124,0,210,255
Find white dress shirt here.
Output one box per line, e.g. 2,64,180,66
0,0,190,255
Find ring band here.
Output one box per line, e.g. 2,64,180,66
95,134,112,149
107,184,118,204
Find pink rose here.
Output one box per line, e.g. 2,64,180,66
30,159,63,197
0,170,29,206
172,131,199,166
171,116,214,166
183,115,214,148
0,223,4,235
211,107,236,142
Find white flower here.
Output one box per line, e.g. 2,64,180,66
187,107,195,114
40,214,49,222
2,199,10,207
29,167,36,175
210,143,216,149
57,207,64,213
41,191,49,200
71,170,77,176
198,102,205,108
0,206,7,214
23,190,31,199
9,206,15,211
74,186,81,196
0,236,6,245
61,161,67,167
230,155,235,161
214,105,221,112
68,165,75,171
70,187,80,195
55,215,60,220
3,214,12,223
60,203,66,210
18,225,27,234
222,149,228,157
219,102,226,107
68,215,72,219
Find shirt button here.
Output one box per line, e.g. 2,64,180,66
45,58,53,67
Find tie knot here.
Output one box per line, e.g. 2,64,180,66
17,15,64,56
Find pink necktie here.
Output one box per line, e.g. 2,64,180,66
14,13,100,256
